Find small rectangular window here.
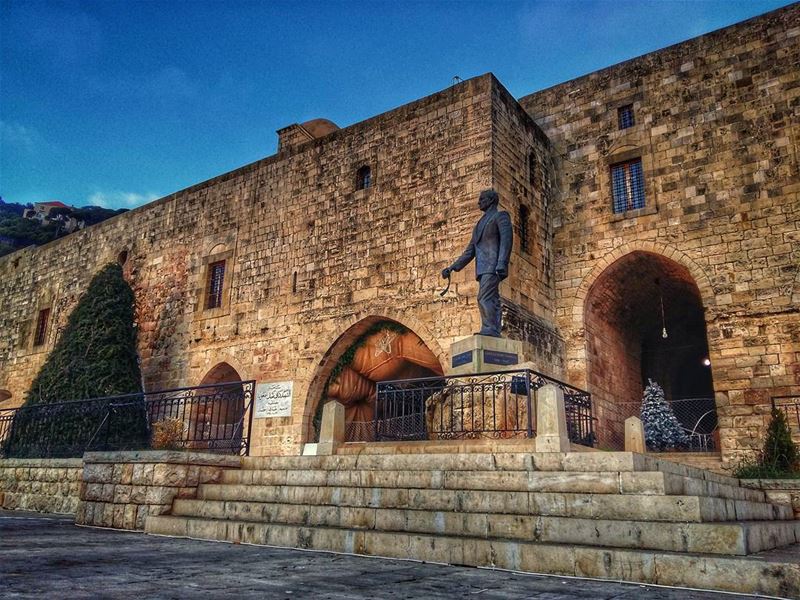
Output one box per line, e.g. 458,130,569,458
611,159,645,213
618,104,635,130
356,165,372,190
33,308,50,347
518,205,531,254
206,261,225,309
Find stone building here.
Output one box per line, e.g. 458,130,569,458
0,5,797,467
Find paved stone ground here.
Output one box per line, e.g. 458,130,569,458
0,511,775,599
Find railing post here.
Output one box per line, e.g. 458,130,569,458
534,384,570,453
525,371,534,438
245,381,255,456
373,387,380,442
317,401,345,456
624,416,646,453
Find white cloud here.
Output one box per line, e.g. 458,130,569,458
0,120,45,153
87,191,161,209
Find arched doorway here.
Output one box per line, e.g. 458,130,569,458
584,251,716,450
307,318,444,443
183,362,246,450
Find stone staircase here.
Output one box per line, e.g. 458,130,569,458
651,451,726,475
146,449,800,598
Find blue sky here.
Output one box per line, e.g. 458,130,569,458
1,0,794,210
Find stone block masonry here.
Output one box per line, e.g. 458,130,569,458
76,451,240,530
518,4,800,467
0,458,83,514
0,5,797,465
743,479,800,520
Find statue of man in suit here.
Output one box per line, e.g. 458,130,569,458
441,189,513,337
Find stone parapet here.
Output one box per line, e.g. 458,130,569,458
76,451,241,530
0,458,83,514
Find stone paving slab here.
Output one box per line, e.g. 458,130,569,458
0,510,779,599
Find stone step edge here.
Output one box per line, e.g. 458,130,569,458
144,515,800,599
219,471,769,503
170,499,800,555
195,486,793,522
242,453,741,488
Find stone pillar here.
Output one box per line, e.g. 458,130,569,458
534,384,570,453
317,401,345,455
625,416,646,454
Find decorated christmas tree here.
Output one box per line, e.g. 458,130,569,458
640,379,688,451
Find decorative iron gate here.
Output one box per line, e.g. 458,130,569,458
372,369,594,445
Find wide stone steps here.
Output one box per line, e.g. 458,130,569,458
195,483,792,522
221,468,768,503
170,498,800,555
243,452,730,481
144,514,800,598
144,451,800,598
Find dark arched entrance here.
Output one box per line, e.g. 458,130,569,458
189,362,245,450
584,251,716,450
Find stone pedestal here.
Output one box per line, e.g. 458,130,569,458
534,384,570,453
625,416,647,454
316,401,345,455
449,335,524,375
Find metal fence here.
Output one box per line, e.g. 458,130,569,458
772,395,800,442
0,381,255,459
343,369,594,445
605,397,718,452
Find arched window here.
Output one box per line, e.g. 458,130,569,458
356,165,372,190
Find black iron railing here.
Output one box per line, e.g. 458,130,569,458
0,381,255,459
368,369,594,446
0,409,14,450
772,395,800,437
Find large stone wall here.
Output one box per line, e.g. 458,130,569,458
76,451,240,530
0,458,83,514
0,75,552,456
0,7,797,465
519,4,800,465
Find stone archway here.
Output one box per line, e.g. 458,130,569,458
303,317,444,443
187,362,246,448
583,251,716,450
200,362,242,386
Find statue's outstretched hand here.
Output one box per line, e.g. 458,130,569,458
441,267,452,279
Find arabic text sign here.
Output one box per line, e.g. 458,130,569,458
254,381,293,418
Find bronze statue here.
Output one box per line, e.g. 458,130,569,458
442,189,513,337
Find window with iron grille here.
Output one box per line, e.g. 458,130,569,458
206,261,225,309
33,308,50,346
611,158,645,213
618,104,635,130
518,204,531,254
356,165,371,190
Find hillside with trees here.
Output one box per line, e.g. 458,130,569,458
0,199,128,258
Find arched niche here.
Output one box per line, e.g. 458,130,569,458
304,317,443,443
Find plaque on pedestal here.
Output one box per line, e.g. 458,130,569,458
449,334,525,375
